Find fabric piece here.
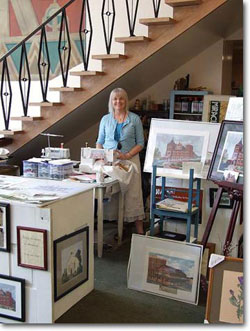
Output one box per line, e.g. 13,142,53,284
123,154,145,223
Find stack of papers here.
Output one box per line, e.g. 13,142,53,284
156,198,197,213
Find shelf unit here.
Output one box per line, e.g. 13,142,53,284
169,90,210,121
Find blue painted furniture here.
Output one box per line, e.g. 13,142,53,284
150,164,201,242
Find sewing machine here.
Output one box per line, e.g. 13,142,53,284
79,147,116,173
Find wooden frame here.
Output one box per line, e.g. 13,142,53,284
209,188,233,209
207,120,243,185
202,95,233,122
0,202,10,252
54,226,89,302
0,274,25,322
198,242,215,280
206,257,243,324
17,226,47,270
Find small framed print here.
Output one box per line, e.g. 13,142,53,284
17,226,47,270
209,188,233,209
54,226,89,301
0,274,25,322
0,202,10,252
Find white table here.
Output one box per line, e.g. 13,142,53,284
95,178,124,258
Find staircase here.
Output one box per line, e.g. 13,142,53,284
0,0,242,162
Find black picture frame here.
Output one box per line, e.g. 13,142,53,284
209,188,233,209
207,120,243,185
0,202,10,252
54,226,89,302
0,274,25,322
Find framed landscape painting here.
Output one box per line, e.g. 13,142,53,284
54,226,89,301
207,121,243,185
0,274,25,322
128,234,203,305
206,257,243,324
144,119,220,178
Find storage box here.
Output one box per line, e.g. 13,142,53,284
49,160,73,180
23,160,38,178
38,162,50,179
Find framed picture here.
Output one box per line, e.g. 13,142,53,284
144,119,220,178
197,242,216,280
0,274,25,322
128,234,203,305
202,95,233,122
209,188,233,209
207,121,243,185
0,202,10,252
54,226,89,301
155,186,203,223
17,226,47,270
206,256,243,324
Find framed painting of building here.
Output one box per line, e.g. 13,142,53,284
205,256,243,324
207,121,243,185
144,119,220,178
54,226,89,301
128,234,203,305
0,274,25,322
202,95,234,122
0,202,10,253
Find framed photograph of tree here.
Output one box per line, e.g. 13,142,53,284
207,121,243,185
53,226,89,301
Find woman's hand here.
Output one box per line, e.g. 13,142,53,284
116,151,132,160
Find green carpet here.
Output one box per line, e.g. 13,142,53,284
56,230,206,324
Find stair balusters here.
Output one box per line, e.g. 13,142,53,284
0,58,12,131
101,0,116,54
79,0,93,71
38,27,51,102
58,8,71,87
125,0,140,37
19,44,31,117
152,0,161,17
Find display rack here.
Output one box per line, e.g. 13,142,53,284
169,90,210,121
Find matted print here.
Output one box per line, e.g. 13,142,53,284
128,234,203,305
0,274,25,322
54,226,89,301
144,119,220,178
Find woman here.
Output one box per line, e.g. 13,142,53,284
96,88,145,234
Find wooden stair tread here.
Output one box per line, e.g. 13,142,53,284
92,54,127,60
115,36,151,43
29,102,63,107
11,116,43,121
49,87,83,92
165,0,201,7
0,130,24,136
70,71,105,77
139,17,175,26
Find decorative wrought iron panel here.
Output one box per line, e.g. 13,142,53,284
38,27,51,102
101,0,116,54
125,0,140,36
0,59,12,130
79,0,93,71
19,43,31,117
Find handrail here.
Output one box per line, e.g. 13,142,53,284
0,0,76,63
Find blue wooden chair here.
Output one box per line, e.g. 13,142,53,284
150,164,201,242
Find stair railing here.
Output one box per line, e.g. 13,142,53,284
0,0,166,131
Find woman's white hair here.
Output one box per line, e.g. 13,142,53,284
108,88,129,114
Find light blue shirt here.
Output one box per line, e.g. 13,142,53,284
96,111,144,153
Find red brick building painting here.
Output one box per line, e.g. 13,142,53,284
165,139,199,162
0,288,16,311
219,132,243,174
147,253,193,292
